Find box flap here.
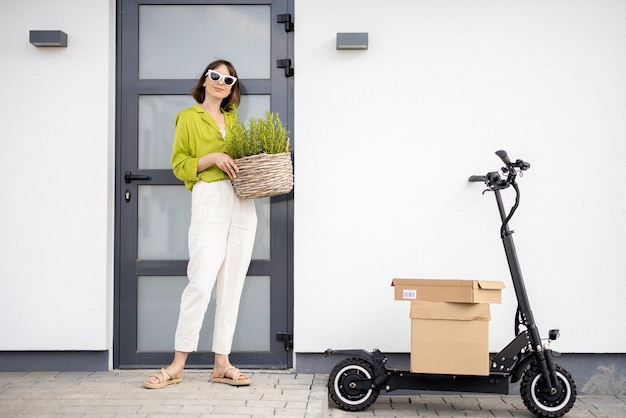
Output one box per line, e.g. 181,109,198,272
410,301,491,321
476,280,506,290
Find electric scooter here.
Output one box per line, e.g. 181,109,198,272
326,150,577,417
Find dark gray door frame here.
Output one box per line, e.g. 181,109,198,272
114,0,294,369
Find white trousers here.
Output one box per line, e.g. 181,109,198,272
174,180,257,354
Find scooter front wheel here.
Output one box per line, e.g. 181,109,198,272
520,363,577,417
328,357,380,411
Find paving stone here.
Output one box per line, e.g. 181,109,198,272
0,371,624,417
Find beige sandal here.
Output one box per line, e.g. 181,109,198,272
212,366,252,386
143,368,182,389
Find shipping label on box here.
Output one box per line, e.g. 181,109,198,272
391,278,505,303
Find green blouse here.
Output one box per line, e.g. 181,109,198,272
171,104,237,191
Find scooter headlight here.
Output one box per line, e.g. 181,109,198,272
548,329,560,341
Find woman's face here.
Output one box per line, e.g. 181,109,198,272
203,63,235,102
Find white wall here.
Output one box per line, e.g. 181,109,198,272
0,0,624,363
0,0,114,351
294,0,626,354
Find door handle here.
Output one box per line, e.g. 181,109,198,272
124,171,152,183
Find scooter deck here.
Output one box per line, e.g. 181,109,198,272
384,369,510,394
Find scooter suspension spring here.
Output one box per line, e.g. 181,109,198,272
373,373,388,388
544,349,559,391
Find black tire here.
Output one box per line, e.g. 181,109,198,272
328,357,380,411
520,363,577,417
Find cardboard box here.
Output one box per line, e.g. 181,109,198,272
410,301,491,375
392,278,505,303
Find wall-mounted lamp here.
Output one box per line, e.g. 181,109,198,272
336,32,368,50
29,30,68,47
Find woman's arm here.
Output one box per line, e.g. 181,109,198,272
171,112,200,183
172,110,239,181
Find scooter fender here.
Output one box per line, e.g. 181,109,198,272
510,349,561,383
325,348,390,383
510,353,534,383
324,348,374,362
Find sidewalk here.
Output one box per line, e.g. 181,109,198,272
0,370,624,417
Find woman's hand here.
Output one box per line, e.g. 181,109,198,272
216,154,239,180
198,152,239,179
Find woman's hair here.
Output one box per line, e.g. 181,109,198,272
190,59,241,111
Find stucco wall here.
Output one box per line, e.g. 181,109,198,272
0,0,114,351
294,0,626,354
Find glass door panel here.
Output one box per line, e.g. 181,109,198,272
139,5,271,79
138,185,190,260
137,275,270,351
138,96,195,170
138,95,271,170
137,94,272,259
138,185,270,260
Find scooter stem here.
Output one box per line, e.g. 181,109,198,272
494,187,558,390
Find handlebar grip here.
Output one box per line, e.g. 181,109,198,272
468,175,486,183
517,159,531,170
495,150,511,165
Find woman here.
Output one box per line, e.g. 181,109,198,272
144,59,257,389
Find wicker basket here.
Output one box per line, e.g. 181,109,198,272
231,152,293,199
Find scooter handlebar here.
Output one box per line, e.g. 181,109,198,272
468,152,529,186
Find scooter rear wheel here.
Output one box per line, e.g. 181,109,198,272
328,357,380,411
520,363,577,417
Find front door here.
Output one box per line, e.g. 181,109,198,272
114,0,294,369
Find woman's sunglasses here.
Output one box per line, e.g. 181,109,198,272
206,69,237,86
